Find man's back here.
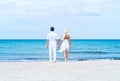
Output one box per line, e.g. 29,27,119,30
47,32,58,43
46,27,58,62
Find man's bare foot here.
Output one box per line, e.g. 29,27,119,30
53,61,56,63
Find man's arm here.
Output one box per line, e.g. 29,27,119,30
46,39,49,48
58,36,63,48
56,34,59,48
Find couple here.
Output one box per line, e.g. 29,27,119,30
46,27,71,62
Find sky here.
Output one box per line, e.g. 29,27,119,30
0,0,120,39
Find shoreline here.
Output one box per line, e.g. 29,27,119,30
0,58,120,62
0,60,120,81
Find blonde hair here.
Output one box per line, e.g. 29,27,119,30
62,29,67,40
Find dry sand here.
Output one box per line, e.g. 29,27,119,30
0,60,120,81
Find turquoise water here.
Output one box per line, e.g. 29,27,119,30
0,39,120,61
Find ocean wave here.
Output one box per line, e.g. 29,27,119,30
0,57,49,62
77,57,120,61
114,46,120,48
69,51,120,54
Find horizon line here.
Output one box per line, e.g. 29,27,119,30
0,39,120,40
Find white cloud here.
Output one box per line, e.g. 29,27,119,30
82,0,109,4
68,7,101,16
0,0,110,18
67,0,109,16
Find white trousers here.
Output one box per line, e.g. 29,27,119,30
49,43,56,62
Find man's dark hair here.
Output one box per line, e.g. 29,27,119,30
50,27,54,31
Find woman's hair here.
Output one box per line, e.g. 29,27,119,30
62,29,67,40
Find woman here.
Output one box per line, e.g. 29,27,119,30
58,29,71,61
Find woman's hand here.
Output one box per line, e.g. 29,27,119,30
58,43,61,48
58,41,62,48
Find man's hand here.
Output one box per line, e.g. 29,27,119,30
57,44,60,48
46,45,48,48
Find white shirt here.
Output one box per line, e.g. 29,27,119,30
47,32,58,45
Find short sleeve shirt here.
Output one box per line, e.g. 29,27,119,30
47,32,58,43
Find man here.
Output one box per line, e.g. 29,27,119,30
46,27,58,62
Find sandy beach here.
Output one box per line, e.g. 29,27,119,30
0,60,120,81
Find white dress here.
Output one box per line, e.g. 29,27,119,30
59,39,69,52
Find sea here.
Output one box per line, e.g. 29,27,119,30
0,39,120,62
